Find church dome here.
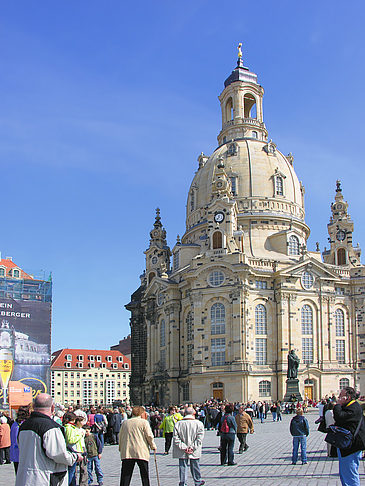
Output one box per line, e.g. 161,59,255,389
186,139,305,228
183,50,309,258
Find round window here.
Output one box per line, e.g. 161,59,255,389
208,271,225,287
301,271,314,290
152,256,158,264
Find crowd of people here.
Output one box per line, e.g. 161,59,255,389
0,387,364,486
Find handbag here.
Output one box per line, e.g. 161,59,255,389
317,417,328,434
325,416,363,450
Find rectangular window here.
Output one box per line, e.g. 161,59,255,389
255,338,267,365
255,280,267,290
211,338,225,366
302,337,313,364
173,251,180,271
336,287,345,295
182,382,189,401
229,177,237,196
187,343,194,368
82,380,92,405
336,340,345,364
160,349,166,369
105,380,116,405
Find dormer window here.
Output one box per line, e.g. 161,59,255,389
88,355,94,361
190,190,195,212
229,177,237,196
173,251,179,271
77,355,84,361
275,176,283,196
0,267,5,277
96,355,101,361
106,356,112,362
288,235,300,256
66,354,72,361
118,356,123,363
12,269,20,278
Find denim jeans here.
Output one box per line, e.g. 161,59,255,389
220,433,235,465
87,456,103,484
272,412,277,421
259,412,264,423
292,436,307,464
338,449,362,486
178,458,203,486
68,461,77,486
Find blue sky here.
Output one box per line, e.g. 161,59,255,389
1,1,364,351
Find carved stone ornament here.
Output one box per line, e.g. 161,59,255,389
263,139,277,155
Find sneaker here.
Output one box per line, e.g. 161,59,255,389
227,462,237,466
244,445,249,451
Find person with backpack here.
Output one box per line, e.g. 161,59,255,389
84,425,103,486
93,407,108,449
219,403,237,466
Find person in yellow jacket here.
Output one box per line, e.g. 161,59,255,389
64,412,85,486
160,406,183,455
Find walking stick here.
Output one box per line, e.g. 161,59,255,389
154,450,161,486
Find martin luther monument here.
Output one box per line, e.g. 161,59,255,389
284,350,303,401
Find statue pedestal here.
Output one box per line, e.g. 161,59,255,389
283,379,302,402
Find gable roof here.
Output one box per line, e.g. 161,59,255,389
277,256,340,280
0,258,33,280
51,348,131,370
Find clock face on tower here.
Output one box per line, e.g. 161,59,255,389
336,230,346,241
214,211,225,223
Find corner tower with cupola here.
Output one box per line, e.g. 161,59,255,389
127,46,364,405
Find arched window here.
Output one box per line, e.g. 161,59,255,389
252,131,258,139
337,248,347,266
288,235,300,256
255,304,267,334
13,269,20,278
275,176,283,196
160,319,166,347
301,305,313,334
244,93,257,118
186,311,194,341
226,98,233,121
211,303,225,335
212,231,223,249
335,309,345,336
339,378,349,390
259,380,271,397
0,268,5,277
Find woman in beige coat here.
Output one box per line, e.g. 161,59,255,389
119,406,156,486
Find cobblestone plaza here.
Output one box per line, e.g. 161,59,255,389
2,412,364,485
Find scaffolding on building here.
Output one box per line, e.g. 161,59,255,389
0,275,52,303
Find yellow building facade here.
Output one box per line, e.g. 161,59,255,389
51,349,131,407
127,51,365,405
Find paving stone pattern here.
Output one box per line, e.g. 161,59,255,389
1,412,364,485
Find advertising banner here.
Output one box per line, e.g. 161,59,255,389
0,298,51,409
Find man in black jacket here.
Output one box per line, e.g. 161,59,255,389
333,386,365,486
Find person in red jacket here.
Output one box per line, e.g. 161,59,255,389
0,415,11,464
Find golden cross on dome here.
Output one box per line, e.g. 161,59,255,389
238,43,243,59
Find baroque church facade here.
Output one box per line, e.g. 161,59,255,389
127,51,365,405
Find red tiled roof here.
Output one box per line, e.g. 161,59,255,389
0,258,33,280
51,348,131,370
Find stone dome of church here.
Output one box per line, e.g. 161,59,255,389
183,51,309,259
186,139,304,226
